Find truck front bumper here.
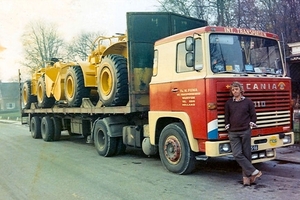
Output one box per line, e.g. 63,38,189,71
205,132,294,163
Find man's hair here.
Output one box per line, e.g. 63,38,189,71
230,81,244,95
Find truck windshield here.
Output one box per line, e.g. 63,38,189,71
209,34,283,75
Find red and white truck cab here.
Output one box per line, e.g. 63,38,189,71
149,26,294,174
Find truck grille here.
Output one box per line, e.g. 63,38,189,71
216,90,291,132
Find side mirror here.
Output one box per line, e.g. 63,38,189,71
186,52,194,67
185,36,194,51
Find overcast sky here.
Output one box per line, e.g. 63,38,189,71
0,0,159,81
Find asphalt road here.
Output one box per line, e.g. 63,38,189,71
1,120,300,200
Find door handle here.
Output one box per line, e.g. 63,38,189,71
171,88,178,92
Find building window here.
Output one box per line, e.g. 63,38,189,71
6,102,15,109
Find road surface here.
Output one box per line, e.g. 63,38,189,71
0,120,299,200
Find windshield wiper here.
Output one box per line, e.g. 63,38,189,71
214,71,244,74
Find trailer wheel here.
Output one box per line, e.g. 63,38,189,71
52,117,62,141
94,120,117,157
64,66,90,107
41,116,54,142
115,137,126,155
30,116,41,139
22,80,37,109
97,54,128,106
159,122,196,175
37,76,55,108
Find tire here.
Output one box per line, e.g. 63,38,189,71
41,116,54,142
52,117,62,141
159,122,196,175
93,120,117,157
30,116,41,139
22,80,37,109
64,66,90,107
37,76,55,108
115,137,126,155
97,54,128,106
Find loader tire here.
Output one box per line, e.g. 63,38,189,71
22,80,37,109
37,76,55,108
97,54,128,106
64,66,90,107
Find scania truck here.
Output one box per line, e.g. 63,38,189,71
21,12,294,174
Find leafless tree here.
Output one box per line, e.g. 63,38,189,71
157,0,193,16
21,20,64,73
157,0,300,43
158,0,235,25
65,31,103,62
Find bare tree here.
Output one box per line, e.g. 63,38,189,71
158,0,300,42
65,31,103,61
157,0,235,26
157,0,194,17
21,20,64,73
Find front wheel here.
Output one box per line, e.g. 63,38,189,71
22,80,37,109
37,76,55,108
64,66,90,107
159,122,195,175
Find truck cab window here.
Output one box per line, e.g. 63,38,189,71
209,34,283,75
177,42,193,72
194,39,203,70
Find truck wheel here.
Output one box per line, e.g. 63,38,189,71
159,122,196,175
64,66,90,107
41,116,54,142
37,76,55,108
52,117,62,141
22,80,37,109
94,120,117,157
30,116,41,139
115,137,126,155
97,54,128,106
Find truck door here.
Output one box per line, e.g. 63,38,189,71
171,38,207,139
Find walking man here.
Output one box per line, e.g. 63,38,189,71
225,81,262,186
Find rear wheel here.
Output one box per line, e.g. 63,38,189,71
115,137,126,155
41,116,54,142
22,80,37,109
64,66,90,107
37,76,55,108
159,122,196,175
52,117,62,141
30,116,41,139
97,54,128,106
94,120,117,157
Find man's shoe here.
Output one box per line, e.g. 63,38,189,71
250,171,262,183
243,177,250,186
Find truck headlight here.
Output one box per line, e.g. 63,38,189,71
283,135,291,144
219,143,231,154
